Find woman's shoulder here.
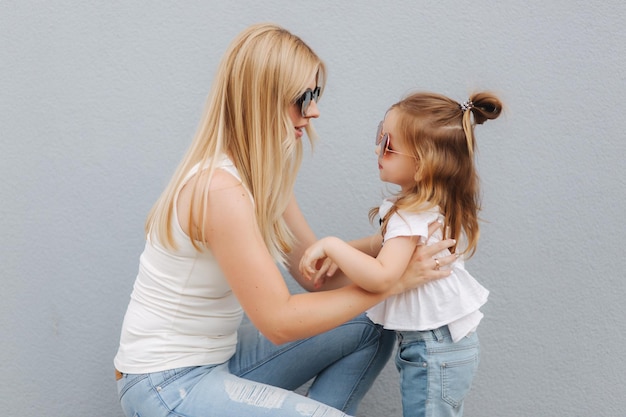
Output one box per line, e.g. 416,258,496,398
214,155,242,181
186,155,242,187
204,156,253,203
201,168,240,189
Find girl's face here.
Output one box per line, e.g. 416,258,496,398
376,108,417,193
288,77,320,139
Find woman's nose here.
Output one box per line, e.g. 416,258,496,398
304,100,320,118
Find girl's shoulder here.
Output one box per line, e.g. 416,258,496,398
380,198,440,223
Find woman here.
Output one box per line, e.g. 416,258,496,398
114,23,456,417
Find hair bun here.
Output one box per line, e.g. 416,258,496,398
468,92,503,125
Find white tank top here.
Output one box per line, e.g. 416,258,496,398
114,157,245,374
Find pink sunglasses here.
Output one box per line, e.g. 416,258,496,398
375,122,416,158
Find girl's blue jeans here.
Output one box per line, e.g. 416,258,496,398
116,314,395,417
395,326,480,417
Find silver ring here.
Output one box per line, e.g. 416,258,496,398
434,258,440,270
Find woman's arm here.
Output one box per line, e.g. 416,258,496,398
197,171,396,344
282,195,353,291
300,235,418,293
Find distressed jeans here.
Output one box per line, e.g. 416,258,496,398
117,314,395,417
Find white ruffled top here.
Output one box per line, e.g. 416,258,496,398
366,199,489,342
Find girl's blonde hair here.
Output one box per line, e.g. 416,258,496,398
373,91,502,257
145,23,326,264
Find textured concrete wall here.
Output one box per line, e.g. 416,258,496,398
2,1,625,416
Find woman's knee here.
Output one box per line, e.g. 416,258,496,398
343,314,395,351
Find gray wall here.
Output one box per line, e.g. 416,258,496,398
2,1,624,416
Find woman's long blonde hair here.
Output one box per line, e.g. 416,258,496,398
373,92,502,257
145,23,326,264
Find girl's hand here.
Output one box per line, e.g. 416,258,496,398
299,240,329,280
311,258,340,289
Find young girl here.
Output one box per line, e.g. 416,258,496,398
300,91,503,417
114,25,457,417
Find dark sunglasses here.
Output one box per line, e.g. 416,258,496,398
296,86,321,117
375,121,416,158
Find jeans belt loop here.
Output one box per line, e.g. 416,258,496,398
432,327,444,342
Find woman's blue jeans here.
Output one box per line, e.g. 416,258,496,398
395,326,480,417
117,314,395,417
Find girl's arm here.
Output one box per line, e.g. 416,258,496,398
346,234,383,257
283,195,452,292
193,170,401,345
300,235,419,293
283,197,384,291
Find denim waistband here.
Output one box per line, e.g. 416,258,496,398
397,325,452,344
